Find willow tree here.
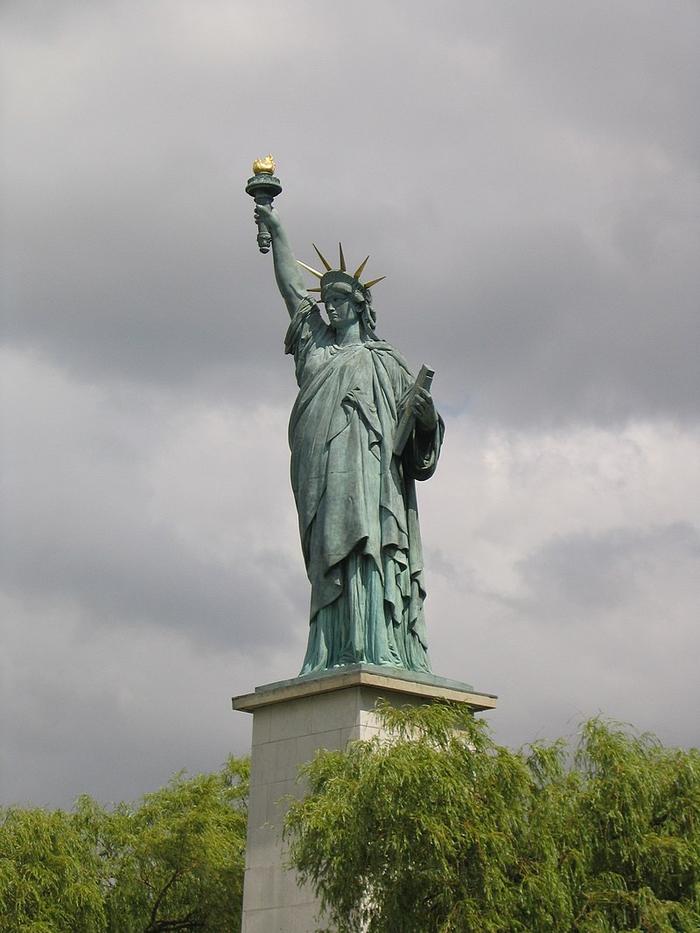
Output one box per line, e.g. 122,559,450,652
0,806,105,933
0,756,249,933
285,704,700,933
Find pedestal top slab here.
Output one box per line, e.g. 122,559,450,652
233,664,497,713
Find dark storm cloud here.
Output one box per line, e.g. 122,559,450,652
2,0,699,808
430,218,700,423
2,0,698,423
518,522,700,614
0,350,306,652
1,501,299,651
489,0,700,166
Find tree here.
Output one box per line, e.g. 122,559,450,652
284,703,700,932
92,756,249,932
0,806,105,933
0,757,249,933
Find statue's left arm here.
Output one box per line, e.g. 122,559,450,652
412,386,437,434
404,387,444,481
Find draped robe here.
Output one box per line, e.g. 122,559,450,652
285,299,444,674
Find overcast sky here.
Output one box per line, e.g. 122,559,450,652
1,0,699,809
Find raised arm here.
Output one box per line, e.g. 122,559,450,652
254,203,309,318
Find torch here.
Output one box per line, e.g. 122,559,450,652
245,155,282,254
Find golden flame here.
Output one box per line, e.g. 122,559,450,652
252,154,276,175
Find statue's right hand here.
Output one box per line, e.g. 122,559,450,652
254,203,280,232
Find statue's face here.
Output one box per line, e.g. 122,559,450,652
323,288,360,331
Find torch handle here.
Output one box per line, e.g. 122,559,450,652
245,171,282,255
254,193,273,254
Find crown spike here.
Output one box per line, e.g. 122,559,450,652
308,287,322,292
297,259,323,280
312,243,332,271
338,242,346,272
353,255,370,279
362,276,386,289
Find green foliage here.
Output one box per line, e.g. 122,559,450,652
284,704,700,933
0,806,105,933
96,756,249,932
0,757,249,933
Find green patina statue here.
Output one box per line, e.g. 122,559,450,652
249,163,443,676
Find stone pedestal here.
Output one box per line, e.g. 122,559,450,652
233,665,497,933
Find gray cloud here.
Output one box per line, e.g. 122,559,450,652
428,520,700,752
0,597,267,807
0,351,306,652
1,1,699,807
519,522,700,614
2,0,698,423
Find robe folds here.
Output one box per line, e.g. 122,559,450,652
284,299,444,675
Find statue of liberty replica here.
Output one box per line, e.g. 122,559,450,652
248,158,444,676
238,160,493,931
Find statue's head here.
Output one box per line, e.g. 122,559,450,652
321,280,374,335
298,243,384,336
321,275,379,334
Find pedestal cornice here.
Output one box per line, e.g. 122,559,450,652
233,663,497,714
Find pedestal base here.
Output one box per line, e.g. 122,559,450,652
233,666,497,933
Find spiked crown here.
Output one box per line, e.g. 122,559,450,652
297,243,385,302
